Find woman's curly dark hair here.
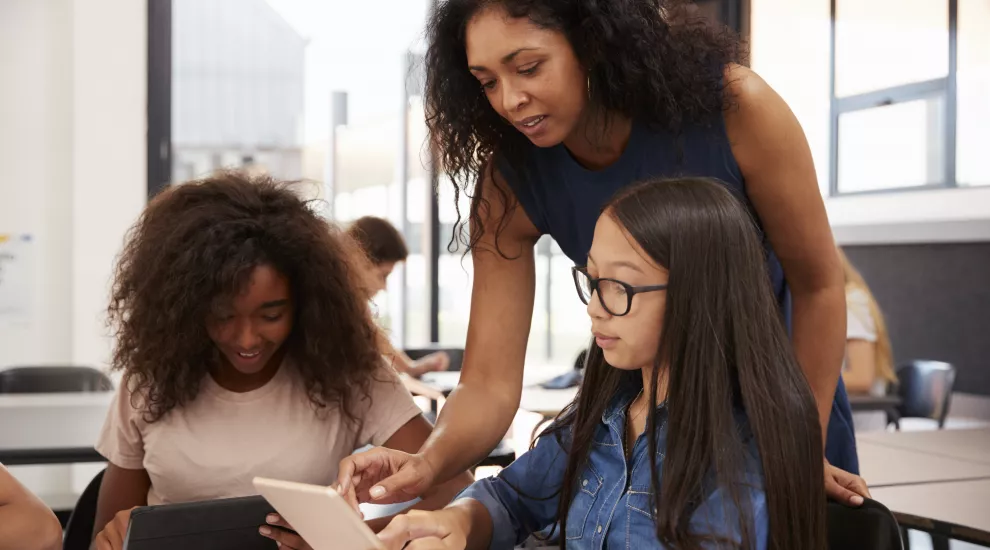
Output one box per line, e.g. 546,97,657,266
424,0,741,254
108,171,382,423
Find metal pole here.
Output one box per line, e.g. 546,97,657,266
325,91,347,219
398,53,411,346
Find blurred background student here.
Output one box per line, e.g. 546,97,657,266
348,216,450,378
839,247,897,431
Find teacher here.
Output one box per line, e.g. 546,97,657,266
338,0,870,506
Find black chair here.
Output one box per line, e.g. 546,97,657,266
0,366,112,394
62,468,106,550
888,360,957,430
828,498,903,550
404,347,464,371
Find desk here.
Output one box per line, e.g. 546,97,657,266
0,447,104,466
859,428,990,466
857,440,990,488
848,394,901,414
519,386,578,417
419,367,571,396
0,392,112,466
417,369,577,421
873,479,990,547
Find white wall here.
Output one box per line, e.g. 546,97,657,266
0,0,146,371
750,0,990,245
71,0,148,369
0,0,74,368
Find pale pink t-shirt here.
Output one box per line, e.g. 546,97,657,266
95,360,421,506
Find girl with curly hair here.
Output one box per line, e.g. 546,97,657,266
338,0,870,512
91,172,473,550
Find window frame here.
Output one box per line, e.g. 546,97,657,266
828,0,960,196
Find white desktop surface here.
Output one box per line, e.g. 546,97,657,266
0,392,113,450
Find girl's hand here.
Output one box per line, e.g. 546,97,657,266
377,509,470,550
93,507,138,550
825,459,871,506
411,352,451,377
259,513,313,550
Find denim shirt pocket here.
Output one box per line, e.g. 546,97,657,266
565,463,604,540
624,488,659,545
626,488,656,521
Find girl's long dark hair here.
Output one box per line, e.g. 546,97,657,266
541,178,825,549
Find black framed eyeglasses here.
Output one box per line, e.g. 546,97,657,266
571,266,667,317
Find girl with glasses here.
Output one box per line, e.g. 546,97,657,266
377,177,827,549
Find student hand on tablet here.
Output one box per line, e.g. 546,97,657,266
825,458,871,506
93,506,138,550
336,447,436,507
377,509,469,550
259,513,314,550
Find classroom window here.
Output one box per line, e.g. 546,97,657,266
837,98,946,193
829,0,990,195
833,0,947,99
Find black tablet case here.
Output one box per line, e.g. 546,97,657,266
122,495,279,550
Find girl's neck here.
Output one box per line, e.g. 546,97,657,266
562,110,634,171
625,366,667,455
211,346,287,393
638,365,669,406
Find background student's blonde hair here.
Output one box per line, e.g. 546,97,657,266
837,247,897,383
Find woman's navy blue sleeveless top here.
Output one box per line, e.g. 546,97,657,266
495,116,859,473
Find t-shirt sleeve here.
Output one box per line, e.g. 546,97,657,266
354,366,424,448
95,377,147,470
846,288,877,342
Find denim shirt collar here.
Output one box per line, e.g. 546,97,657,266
601,379,668,427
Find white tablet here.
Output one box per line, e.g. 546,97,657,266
253,477,383,550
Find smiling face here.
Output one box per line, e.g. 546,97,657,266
584,213,669,371
206,264,294,378
464,5,588,148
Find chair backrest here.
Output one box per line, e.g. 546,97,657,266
827,498,903,550
63,468,106,550
404,348,465,372
895,360,957,427
0,366,113,394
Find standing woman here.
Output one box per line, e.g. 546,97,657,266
338,0,869,506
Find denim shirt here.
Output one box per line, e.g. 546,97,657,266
458,388,768,549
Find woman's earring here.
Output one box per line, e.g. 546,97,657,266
586,75,592,100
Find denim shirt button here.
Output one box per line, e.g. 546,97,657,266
582,479,588,487
596,525,602,534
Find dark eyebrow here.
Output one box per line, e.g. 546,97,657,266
468,47,540,72
610,261,645,274
586,254,645,274
259,299,290,309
